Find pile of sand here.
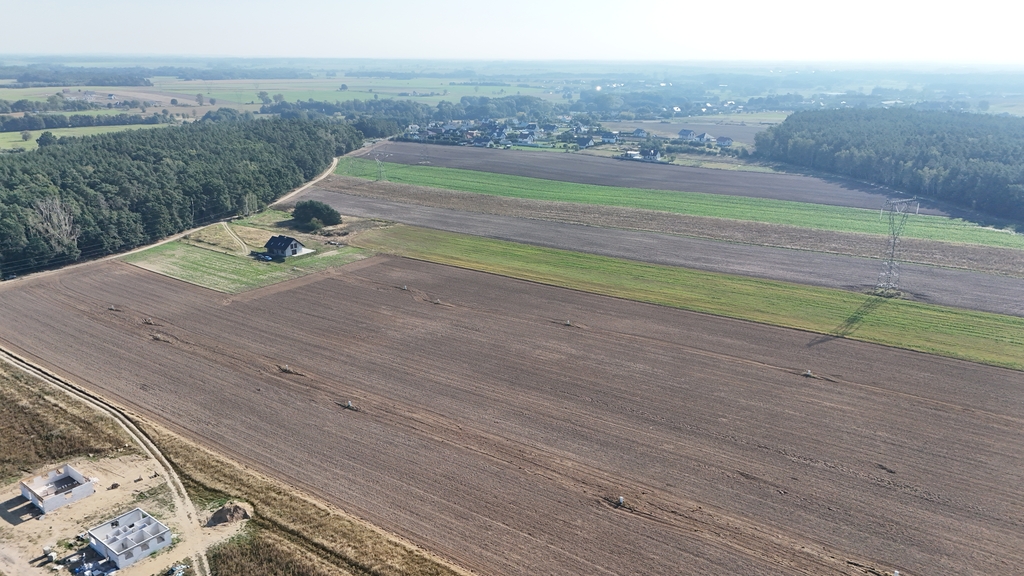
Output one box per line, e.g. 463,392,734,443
206,503,250,527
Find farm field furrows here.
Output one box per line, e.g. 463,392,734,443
292,189,1024,318
312,175,1024,277
355,141,948,213
337,156,1023,249
0,258,1022,576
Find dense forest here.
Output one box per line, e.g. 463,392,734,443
754,109,1024,221
0,116,362,276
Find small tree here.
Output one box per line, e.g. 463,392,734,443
339,84,348,91
209,97,217,105
196,93,204,106
170,98,178,105
258,91,271,104
272,93,285,104
292,200,341,227
36,132,58,147
20,131,31,141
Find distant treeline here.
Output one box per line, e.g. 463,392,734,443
0,64,314,86
0,112,173,133
0,116,362,276
261,95,567,136
0,96,100,114
754,109,1024,221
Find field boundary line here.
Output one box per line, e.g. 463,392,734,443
0,345,211,576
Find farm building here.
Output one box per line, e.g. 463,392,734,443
88,508,172,569
265,235,314,258
19,464,96,513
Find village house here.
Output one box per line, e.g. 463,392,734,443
716,136,734,146
677,129,696,141
576,137,595,148
633,128,648,138
697,132,716,143
601,132,619,143
642,148,662,161
265,235,314,258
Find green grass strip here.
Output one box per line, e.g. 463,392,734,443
122,240,365,293
354,226,1024,371
336,157,1024,250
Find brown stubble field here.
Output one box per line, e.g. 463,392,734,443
0,258,1022,575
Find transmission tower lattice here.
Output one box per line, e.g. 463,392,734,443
875,197,919,296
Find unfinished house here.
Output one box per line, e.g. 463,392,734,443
19,464,96,513
88,508,172,569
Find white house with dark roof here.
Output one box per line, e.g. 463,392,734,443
20,464,96,513
264,235,314,258
716,136,734,147
677,129,696,141
88,508,171,569
697,132,715,143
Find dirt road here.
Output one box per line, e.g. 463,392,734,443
0,258,1021,576
292,188,1024,317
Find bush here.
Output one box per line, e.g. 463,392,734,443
292,200,340,226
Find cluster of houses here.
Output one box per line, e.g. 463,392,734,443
402,118,561,147
401,119,734,151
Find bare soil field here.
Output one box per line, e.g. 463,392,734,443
294,186,1024,317
0,258,1021,576
357,142,950,215
314,176,1024,278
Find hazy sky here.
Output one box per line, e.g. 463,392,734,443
3,0,1022,66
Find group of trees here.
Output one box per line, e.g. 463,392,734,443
0,115,362,276
0,95,100,114
754,108,1024,221
259,95,566,137
0,112,173,134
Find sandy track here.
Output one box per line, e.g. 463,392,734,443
0,258,1021,576
292,188,1024,317
356,142,953,214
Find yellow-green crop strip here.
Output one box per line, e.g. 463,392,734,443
353,226,1024,371
336,157,1024,249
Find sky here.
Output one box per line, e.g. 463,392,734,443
3,0,1023,66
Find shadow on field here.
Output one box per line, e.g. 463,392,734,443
807,297,888,347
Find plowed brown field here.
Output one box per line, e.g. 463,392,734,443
0,258,1021,576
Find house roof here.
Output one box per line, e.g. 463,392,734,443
265,235,300,250
678,129,695,135
576,137,594,146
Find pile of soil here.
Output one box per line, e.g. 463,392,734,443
206,503,250,527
